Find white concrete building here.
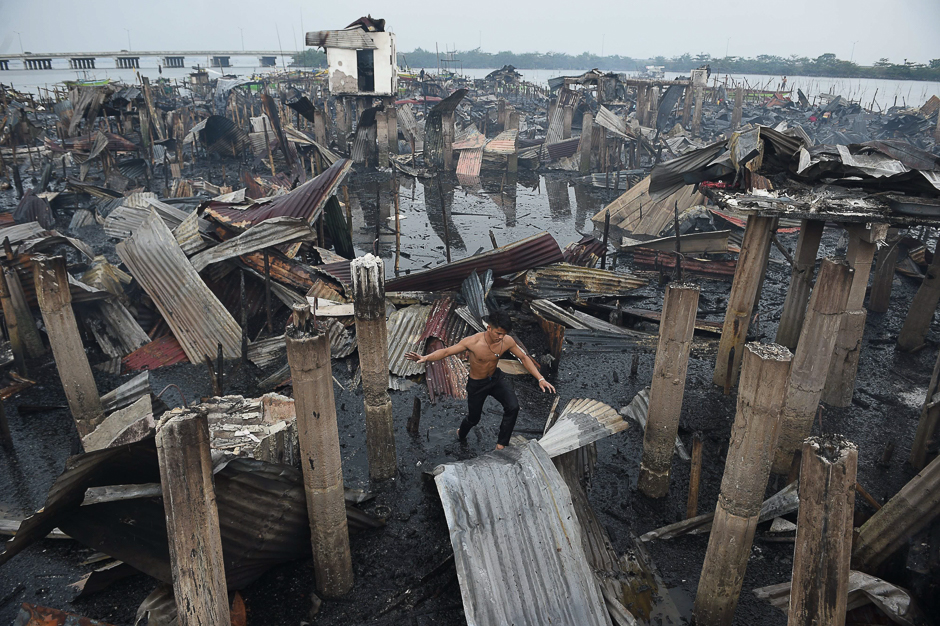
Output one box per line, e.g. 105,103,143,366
306,16,398,97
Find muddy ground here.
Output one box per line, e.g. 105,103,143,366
0,163,937,625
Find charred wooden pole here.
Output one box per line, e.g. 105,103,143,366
713,216,775,389
4,267,43,362
313,108,327,145
351,254,397,481
788,436,857,626
34,256,104,437
853,451,940,572
692,84,704,137
682,85,693,127
387,104,398,155
775,220,824,349
731,86,744,130
773,258,853,474
898,236,940,351
0,400,11,450
869,231,899,313
442,112,456,171
263,249,273,333
578,112,593,175
694,342,792,625
823,226,881,406
375,110,389,169
686,433,703,519
0,267,27,375
285,304,354,597
507,111,519,174
911,347,940,470
562,105,573,139
156,409,231,626
638,283,700,498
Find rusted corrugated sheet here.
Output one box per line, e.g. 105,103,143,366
386,232,564,292
190,217,315,272
562,236,605,267
631,248,737,278
425,337,468,403
317,260,353,291
122,334,189,371
485,129,518,155
514,263,648,298
435,441,611,626
116,211,242,363
546,138,580,160
387,304,432,377
539,398,626,457
205,159,351,231
105,197,210,239
199,115,250,155
456,148,484,177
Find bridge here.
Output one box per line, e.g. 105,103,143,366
0,51,302,71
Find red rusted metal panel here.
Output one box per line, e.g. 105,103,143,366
122,334,189,371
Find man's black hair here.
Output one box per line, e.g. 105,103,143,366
488,310,513,332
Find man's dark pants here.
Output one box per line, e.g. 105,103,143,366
459,369,520,446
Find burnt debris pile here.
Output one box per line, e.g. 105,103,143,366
2,15,940,626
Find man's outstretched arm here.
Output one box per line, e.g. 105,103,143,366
405,338,468,364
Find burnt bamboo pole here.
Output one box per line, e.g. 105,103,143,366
638,283,700,498
156,409,231,626
775,220,824,349
694,342,792,625
773,258,853,473
285,304,354,597
34,256,104,437
898,236,940,352
714,215,775,389
351,254,396,481
788,436,857,626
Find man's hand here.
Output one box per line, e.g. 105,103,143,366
539,379,556,393
405,351,427,363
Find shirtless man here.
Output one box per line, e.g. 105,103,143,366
406,310,555,450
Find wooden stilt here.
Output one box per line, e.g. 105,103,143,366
869,231,899,313
731,86,744,130
579,113,593,175
898,236,940,352
910,347,940,470
375,111,389,169
775,220,824,349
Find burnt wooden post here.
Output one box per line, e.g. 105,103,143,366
686,433,703,519
911,347,940,470
375,110,389,169
351,254,397,481
442,111,456,171
507,111,520,174
562,105,573,139
156,409,231,626
789,436,857,626
682,85,693,127
638,283,700,498
898,236,940,351
313,108,327,145
869,231,899,313
35,256,104,437
694,342,792,625
853,452,940,572
0,268,27,374
773,258,853,474
285,304,354,597
386,104,398,154
713,215,775,389
775,220,824,349
692,84,704,137
0,400,11,450
823,225,882,406
731,85,744,130
578,112,593,175
4,267,44,359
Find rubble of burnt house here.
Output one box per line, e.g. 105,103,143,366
1,14,940,626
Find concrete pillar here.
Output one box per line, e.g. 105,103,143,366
351,254,396,480
898,237,940,351
638,283,700,498
788,437,857,626
34,256,104,437
775,220,825,349
731,86,744,130
285,305,354,597
695,343,792,625
156,409,231,626
578,113,593,175
386,105,398,154
713,216,775,389
773,259,853,474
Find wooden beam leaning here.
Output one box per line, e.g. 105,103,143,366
853,452,940,572
638,283,700,498
156,409,231,626
773,258,853,473
775,220,824,350
695,342,792,625
351,254,397,481
822,225,880,406
34,256,104,437
714,215,775,390
285,304,354,597
868,230,900,313
5,266,45,359
788,436,857,626
898,236,940,352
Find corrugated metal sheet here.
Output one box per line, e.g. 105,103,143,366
594,106,631,139
562,236,605,267
631,248,737,278
460,269,493,328
514,263,648,298
591,176,705,236
317,260,353,292
456,148,483,177
351,122,377,164
172,211,208,255
248,335,286,369
545,88,580,146
306,29,378,49
0,221,48,244
546,138,580,160
122,334,189,371
386,304,432,377
452,131,488,150
205,159,351,231
484,129,518,155
435,441,611,626
116,211,242,363
101,372,151,413
539,398,624,457
105,197,210,239
386,232,564,292
190,217,315,272
420,298,469,402
431,89,469,115
84,298,152,359
565,328,658,353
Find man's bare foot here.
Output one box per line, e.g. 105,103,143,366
496,444,505,450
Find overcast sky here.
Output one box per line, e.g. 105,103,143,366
1,0,938,66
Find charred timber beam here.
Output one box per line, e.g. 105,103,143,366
775,220,824,349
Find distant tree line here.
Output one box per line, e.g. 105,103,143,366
291,48,940,81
